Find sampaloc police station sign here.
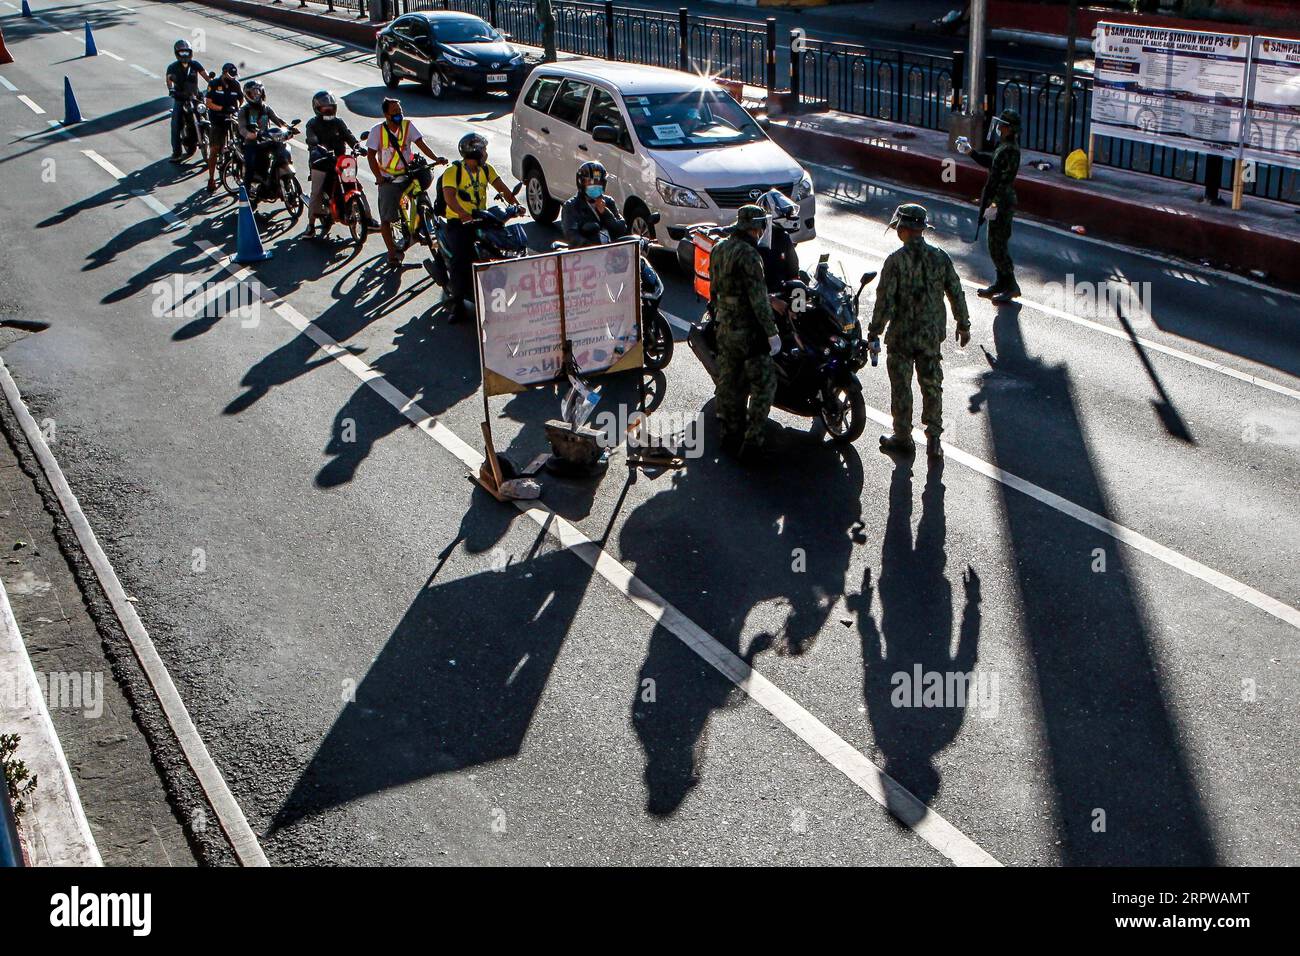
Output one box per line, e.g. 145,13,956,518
475,241,643,396
1244,36,1300,172
1092,23,1251,159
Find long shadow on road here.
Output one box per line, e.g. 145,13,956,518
969,303,1216,864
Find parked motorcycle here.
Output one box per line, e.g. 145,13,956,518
312,144,371,246
177,92,211,162
688,253,876,444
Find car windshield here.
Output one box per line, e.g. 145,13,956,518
624,90,765,150
432,18,500,44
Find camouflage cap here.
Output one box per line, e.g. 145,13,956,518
887,202,930,230
993,107,1022,129
733,204,769,232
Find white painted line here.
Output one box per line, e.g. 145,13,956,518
809,217,1300,403
165,19,188,29
133,189,183,229
318,72,359,88
174,236,997,867
0,358,269,867
861,403,1300,632
130,63,160,79
1,2,16,10
16,95,46,115
0,579,102,867
100,49,124,61
82,148,126,180
230,42,260,54
0,76,18,93
116,3,135,11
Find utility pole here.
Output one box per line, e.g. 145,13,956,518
966,0,987,119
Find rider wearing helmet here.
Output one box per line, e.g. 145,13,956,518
203,63,242,192
236,81,290,193
561,161,628,248
166,39,211,163
755,188,801,296
439,132,522,319
303,90,376,238
366,97,446,268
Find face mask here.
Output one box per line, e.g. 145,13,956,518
585,185,604,200
388,113,403,125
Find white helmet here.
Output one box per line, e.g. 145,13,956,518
757,188,799,232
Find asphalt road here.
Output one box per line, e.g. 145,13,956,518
0,0,1297,866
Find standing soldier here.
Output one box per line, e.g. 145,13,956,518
959,107,1022,303
711,205,783,463
867,204,971,459
536,0,558,63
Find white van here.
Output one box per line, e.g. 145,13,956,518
510,60,816,246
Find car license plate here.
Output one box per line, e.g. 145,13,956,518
487,73,507,83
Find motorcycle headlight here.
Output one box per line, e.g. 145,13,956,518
444,54,476,68
656,179,708,209
792,169,813,202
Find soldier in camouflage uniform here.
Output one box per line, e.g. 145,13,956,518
710,205,782,462
867,203,971,459
961,107,1022,303
536,0,557,63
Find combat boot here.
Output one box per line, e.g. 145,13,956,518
976,279,1003,299
991,279,1021,304
879,433,916,456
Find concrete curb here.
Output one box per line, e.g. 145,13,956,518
767,121,1300,288
0,577,102,867
193,0,387,46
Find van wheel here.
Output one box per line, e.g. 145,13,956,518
381,57,399,89
626,200,655,241
525,164,559,225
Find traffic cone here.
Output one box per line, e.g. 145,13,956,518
84,21,97,57
21,0,32,17
0,28,13,66
63,76,82,125
234,187,272,263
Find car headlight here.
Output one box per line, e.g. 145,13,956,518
444,54,476,68
792,170,813,202
656,179,708,209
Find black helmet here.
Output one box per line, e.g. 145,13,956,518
576,161,607,188
312,90,337,117
174,39,192,58
243,80,265,104
458,132,488,162
221,62,239,78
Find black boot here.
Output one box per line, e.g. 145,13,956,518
879,433,916,455
991,276,1021,303
977,275,1005,299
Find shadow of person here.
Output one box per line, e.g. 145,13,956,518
849,460,982,811
619,424,864,815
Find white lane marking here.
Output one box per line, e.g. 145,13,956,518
16,95,46,115
165,19,188,29
48,119,80,142
809,219,1300,403
100,49,124,61
864,404,1300,632
116,3,136,10
133,189,184,229
319,72,359,88
82,148,126,180
0,358,267,866
1,2,16,9
660,306,1300,632
230,41,260,54
183,256,991,867
131,63,160,79
0,76,18,92
805,160,1300,304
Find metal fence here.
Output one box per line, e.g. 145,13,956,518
283,0,1298,204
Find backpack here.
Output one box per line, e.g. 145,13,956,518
432,160,464,217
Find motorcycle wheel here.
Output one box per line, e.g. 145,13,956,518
221,153,244,197
642,309,674,371
345,195,368,246
819,384,866,444
283,175,304,221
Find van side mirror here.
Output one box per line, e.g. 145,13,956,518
591,125,619,144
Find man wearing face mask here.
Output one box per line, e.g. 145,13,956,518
367,97,446,268
957,107,1022,303
204,63,242,193
710,204,781,464
561,162,628,248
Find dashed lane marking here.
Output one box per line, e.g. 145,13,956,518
16,95,46,115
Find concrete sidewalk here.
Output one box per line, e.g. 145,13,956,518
767,109,1300,288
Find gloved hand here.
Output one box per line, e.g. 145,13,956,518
768,333,782,357
955,327,970,347
983,203,998,222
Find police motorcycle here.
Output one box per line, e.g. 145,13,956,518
549,215,674,372
683,222,876,444
246,119,305,218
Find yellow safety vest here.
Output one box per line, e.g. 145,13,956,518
380,120,412,176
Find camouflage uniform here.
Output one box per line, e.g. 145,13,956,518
711,207,779,450
970,108,1021,297
867,204,970,445
536,0,557,62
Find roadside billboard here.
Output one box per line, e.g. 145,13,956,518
1091,22,1251,159
1243,36,1300,171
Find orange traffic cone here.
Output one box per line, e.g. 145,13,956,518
0,27,13,66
